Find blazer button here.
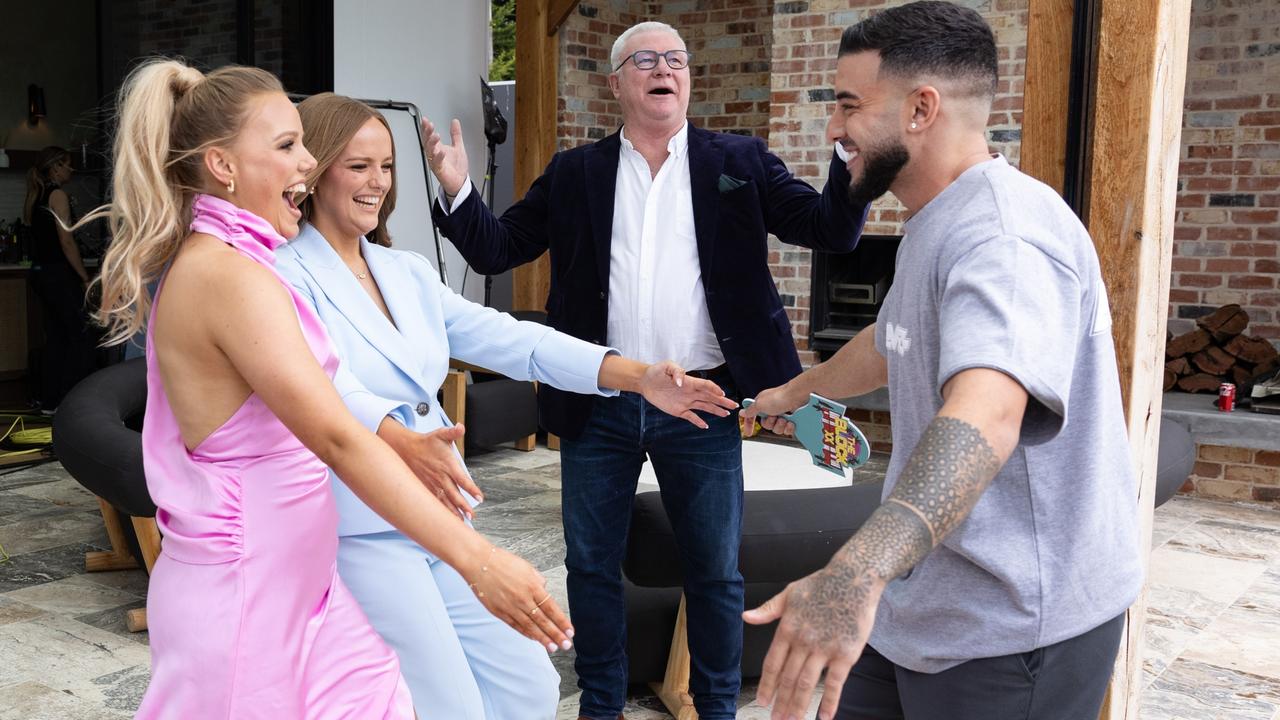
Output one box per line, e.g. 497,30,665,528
599,291,606,300
415,402,430,416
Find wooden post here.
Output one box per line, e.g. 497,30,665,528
1019,0,1075,193
512,0,569,311
1083,0,1191,716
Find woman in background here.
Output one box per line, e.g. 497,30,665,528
91,58,579,718
278,92,737,719
24,146,94,412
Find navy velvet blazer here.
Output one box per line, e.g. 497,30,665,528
433,124,868,440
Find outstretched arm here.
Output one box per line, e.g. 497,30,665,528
434,272,737,427
597,356,739,429
741,323,886,436
744,367,1027,720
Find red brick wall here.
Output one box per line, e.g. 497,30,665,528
1186,444,1280,505
557,3,637,150
556,0,773,151
1169,0,1280,340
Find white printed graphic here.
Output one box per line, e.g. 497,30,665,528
885,321,912,356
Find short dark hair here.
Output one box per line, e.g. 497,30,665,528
838,1,998,99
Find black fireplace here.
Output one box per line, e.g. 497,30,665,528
809,235,902,359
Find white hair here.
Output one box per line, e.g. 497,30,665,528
610,21,685,71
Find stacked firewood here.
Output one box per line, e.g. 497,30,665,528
1165,304,1280,393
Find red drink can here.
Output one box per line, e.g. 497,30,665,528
1218,382,1236,412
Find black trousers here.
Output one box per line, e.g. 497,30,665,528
30,265,96,409
835,613,1126,720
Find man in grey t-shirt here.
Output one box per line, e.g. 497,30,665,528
739,3,1143,719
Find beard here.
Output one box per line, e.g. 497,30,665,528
847,140,910,208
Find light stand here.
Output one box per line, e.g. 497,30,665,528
479,77,508,307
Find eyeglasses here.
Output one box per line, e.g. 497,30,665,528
614,49,693,72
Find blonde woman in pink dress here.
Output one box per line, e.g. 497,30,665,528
86,58,647,719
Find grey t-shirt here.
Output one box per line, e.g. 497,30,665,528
869,155,1143,673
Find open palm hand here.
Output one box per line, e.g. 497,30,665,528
637,361,739,429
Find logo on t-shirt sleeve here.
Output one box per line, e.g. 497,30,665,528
885,321,912,356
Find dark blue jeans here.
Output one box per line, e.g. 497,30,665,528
561,388,744,720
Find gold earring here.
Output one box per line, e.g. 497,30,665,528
226,178,235,194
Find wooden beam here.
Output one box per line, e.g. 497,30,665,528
126,516,165,633
513,0,558,312
85,498,141,572
547,0,580,36
1082,0,1192,716
132,516,163,574
1020,0,1074,193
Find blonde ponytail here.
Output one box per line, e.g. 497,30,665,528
86,58,282,345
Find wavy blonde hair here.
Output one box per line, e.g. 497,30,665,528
296,93,397,248
83,58,283,345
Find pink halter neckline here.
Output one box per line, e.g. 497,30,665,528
189,193,288,264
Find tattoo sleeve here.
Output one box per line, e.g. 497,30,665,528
831,416,1003,583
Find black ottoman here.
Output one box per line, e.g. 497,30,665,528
623,479,885,683
463,376,539,453
52,358,161,632
53,358,154,519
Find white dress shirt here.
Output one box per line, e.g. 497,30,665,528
608,123,723,370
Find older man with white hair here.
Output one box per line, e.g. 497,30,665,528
424,20,868,719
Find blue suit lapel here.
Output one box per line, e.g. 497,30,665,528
688,125,724,278
364,241,436,385
584,133,621,293
290,225,428,393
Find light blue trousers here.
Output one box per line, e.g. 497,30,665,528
337,531,561,719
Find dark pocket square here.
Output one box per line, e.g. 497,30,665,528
717,173,749,193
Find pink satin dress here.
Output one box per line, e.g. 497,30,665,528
135,194,415,719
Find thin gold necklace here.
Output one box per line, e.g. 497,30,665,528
343,256,369,280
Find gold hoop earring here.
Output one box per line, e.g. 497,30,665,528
226,178,235,194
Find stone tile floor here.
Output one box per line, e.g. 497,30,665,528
1,446,1278,719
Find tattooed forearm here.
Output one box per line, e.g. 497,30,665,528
831,416,1003,583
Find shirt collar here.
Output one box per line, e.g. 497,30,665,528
619,121,690,160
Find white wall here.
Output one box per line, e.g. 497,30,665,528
333,0,491,302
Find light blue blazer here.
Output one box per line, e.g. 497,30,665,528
276,223,616,537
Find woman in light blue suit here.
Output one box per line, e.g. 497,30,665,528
276,93,737,720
